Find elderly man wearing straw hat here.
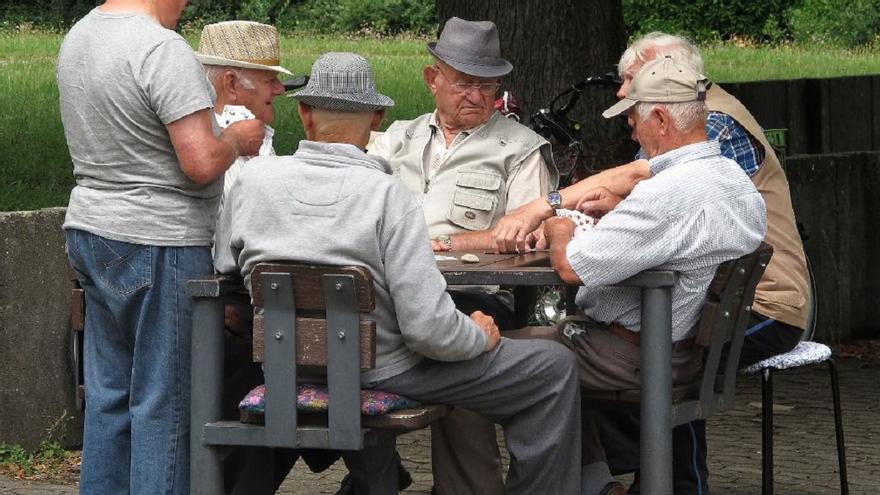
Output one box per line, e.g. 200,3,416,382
196,20,291,207
56,1,265,494
368,18,559,494
214,51,583,495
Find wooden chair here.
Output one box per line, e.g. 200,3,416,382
582,242,774,431
188,263,448,494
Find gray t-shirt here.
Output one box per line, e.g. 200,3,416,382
57,8,217,246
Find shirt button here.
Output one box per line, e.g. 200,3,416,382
465,211,476,219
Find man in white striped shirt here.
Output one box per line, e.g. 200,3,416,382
542,56,767,495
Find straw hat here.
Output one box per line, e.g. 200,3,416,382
603,56,708,118
196,21,292,75
291,52,394,112
427,17,512,78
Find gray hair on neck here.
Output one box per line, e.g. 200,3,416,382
618,32,705,77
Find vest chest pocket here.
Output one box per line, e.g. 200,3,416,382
447,170,502,231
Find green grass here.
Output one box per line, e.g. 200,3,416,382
702,42,880,82
3,31,880,211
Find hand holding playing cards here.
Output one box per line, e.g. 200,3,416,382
225,119,265,157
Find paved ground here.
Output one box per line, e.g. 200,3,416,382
2,356,877,494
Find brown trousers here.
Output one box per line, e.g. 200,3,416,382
430,319,703,493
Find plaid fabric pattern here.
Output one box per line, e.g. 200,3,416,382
292,52,394,111
567,141,767,341
706,111,765,176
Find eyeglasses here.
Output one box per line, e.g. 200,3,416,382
433,65,501,96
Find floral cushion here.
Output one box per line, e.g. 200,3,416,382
239,383,421,416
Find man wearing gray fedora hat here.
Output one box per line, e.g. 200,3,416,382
369,18,559,494
215,51,582,495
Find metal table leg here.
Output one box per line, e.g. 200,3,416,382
639,286,673,494
190,296,225,495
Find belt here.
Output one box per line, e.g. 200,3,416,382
608,323,696,352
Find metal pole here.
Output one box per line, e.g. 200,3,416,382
190,296,225,495
640,286,673,494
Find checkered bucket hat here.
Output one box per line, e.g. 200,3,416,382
291,52,394,112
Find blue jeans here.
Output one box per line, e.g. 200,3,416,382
66,229,212,495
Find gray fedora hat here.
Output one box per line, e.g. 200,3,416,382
427,17,513,78
291,52,395,112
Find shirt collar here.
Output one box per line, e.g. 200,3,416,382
648,140,721,175
296,140,393,175
427,110,494,139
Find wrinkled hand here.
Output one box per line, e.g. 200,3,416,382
226,119,265,157
542,216,576,248
576,186,623,219
431,238,451,252
492,202,548,254
470,310,500,351
524,226,547,250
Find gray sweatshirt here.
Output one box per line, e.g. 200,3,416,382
214,140,488,383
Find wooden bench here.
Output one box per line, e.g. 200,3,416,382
188,263,448,494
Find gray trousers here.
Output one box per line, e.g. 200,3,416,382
370,337,582,495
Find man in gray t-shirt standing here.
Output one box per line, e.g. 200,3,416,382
57,1,263,493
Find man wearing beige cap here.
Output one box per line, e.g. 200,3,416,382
538,56,767,494
214,51,583,495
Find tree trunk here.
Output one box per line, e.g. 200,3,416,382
435,0,636,172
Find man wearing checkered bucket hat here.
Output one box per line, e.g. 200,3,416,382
214,51,583,495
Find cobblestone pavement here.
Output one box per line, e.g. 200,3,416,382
2,356,877,494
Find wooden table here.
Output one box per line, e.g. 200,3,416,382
438,250,679,494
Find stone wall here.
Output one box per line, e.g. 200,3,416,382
0,208,82,450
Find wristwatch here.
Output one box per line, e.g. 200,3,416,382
436,235,453,250
546,190,562,213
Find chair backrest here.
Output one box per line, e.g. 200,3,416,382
249,262,377,449
681,242,773,422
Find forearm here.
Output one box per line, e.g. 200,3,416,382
448,229,497,252
548,238,582,285
560,159,650,205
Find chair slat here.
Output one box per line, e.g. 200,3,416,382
250,263,374,312
253,314,376,369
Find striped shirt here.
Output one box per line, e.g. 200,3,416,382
566,141,767,341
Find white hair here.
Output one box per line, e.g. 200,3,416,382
634,100,708,132
618,32,705,77
204,65,256,90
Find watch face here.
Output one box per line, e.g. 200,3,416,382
548,191,562,208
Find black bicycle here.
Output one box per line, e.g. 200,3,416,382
496,72,621,187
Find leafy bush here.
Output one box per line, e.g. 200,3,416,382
623,0,799,44
278,0,436,35
787,0,880,47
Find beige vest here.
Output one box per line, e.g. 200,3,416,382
383,112,555,236
708,84,810,329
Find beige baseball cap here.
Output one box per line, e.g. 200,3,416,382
602,56,708,119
